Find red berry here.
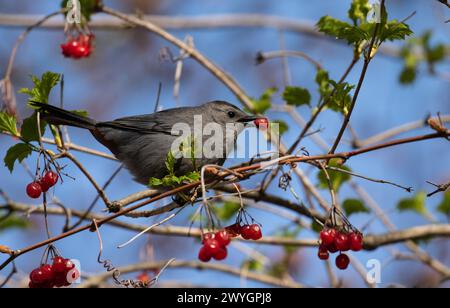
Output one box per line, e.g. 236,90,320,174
336,254,350,270
201,232,215,244
240,225,253,240
53,272,68,288
320,228,336,246
318,246,330,260
213,247,228,261
42,171,59,187
224,223,241,237
64,259,75,271
137,272,151,284
326,242,339,254
30,268,46,284
204,239,221,255
40,264,54,281
249,224,262,240
349,232,364,252
254,118,269,130
198,246,212,262
26,182,42,199
52,256,66,273
334,232,350,251
215,230,231,247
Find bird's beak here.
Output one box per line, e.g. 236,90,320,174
237,116,263,123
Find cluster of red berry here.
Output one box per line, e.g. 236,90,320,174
61,34,95,59
198,230,231,262
234,223,263,241
26,170,59,199
29,257,79,288
197,224,263,263
318,228,364,270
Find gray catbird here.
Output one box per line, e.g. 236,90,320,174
30,101,261,185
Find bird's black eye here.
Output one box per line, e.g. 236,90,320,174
227,111,236,118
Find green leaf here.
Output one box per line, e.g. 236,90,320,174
19,71,60,104
397,192,428,216
379,20,413,42
20,112,47,142
148,177,163,187
270,119,289,136
343,199,371,217
4,143,33,173
437,191,450,217
214,201,241,222
0,112,19,137
242,259,264,272
0,214,31,231
165,150,176,175
250,88,277,114
316,69,331,97
348,0,372,25
399,66,416,84
326,81,355,115
317,16,370,45
317,159,351,192
267,261,289,279
283,86,311,107
311,220,323,233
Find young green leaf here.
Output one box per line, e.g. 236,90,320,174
19,71,60,104
326,81,354,115
20,112,47,142
317,159,352,192
282,86,311,107
165,150,176,175
0,214,31,231
399,66,417,85
397,192,428,216
379,20,413,42
214,201,241,221
348,0,372,25
4,143,33,173
0,112,19,137
317,16,369,46
270,119,289,136
343,199,371,217
250,87,277,114
241,259,264,272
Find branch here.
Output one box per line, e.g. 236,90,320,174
77,260,305,288
0,13,443,59
353,115,450,148
100,6,254,111
4,201,450,251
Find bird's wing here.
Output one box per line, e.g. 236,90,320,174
97,114,178,135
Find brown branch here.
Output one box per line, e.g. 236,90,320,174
353,115,450,148
100,6,254,111
256,50,322,69
0,13,442,59
427,180,450,197
4,201,450,251
77,260,304,288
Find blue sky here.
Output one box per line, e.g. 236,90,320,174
0,0,449,287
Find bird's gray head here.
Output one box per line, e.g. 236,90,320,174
202,100,259,127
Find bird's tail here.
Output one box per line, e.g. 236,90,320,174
29,101,96,130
